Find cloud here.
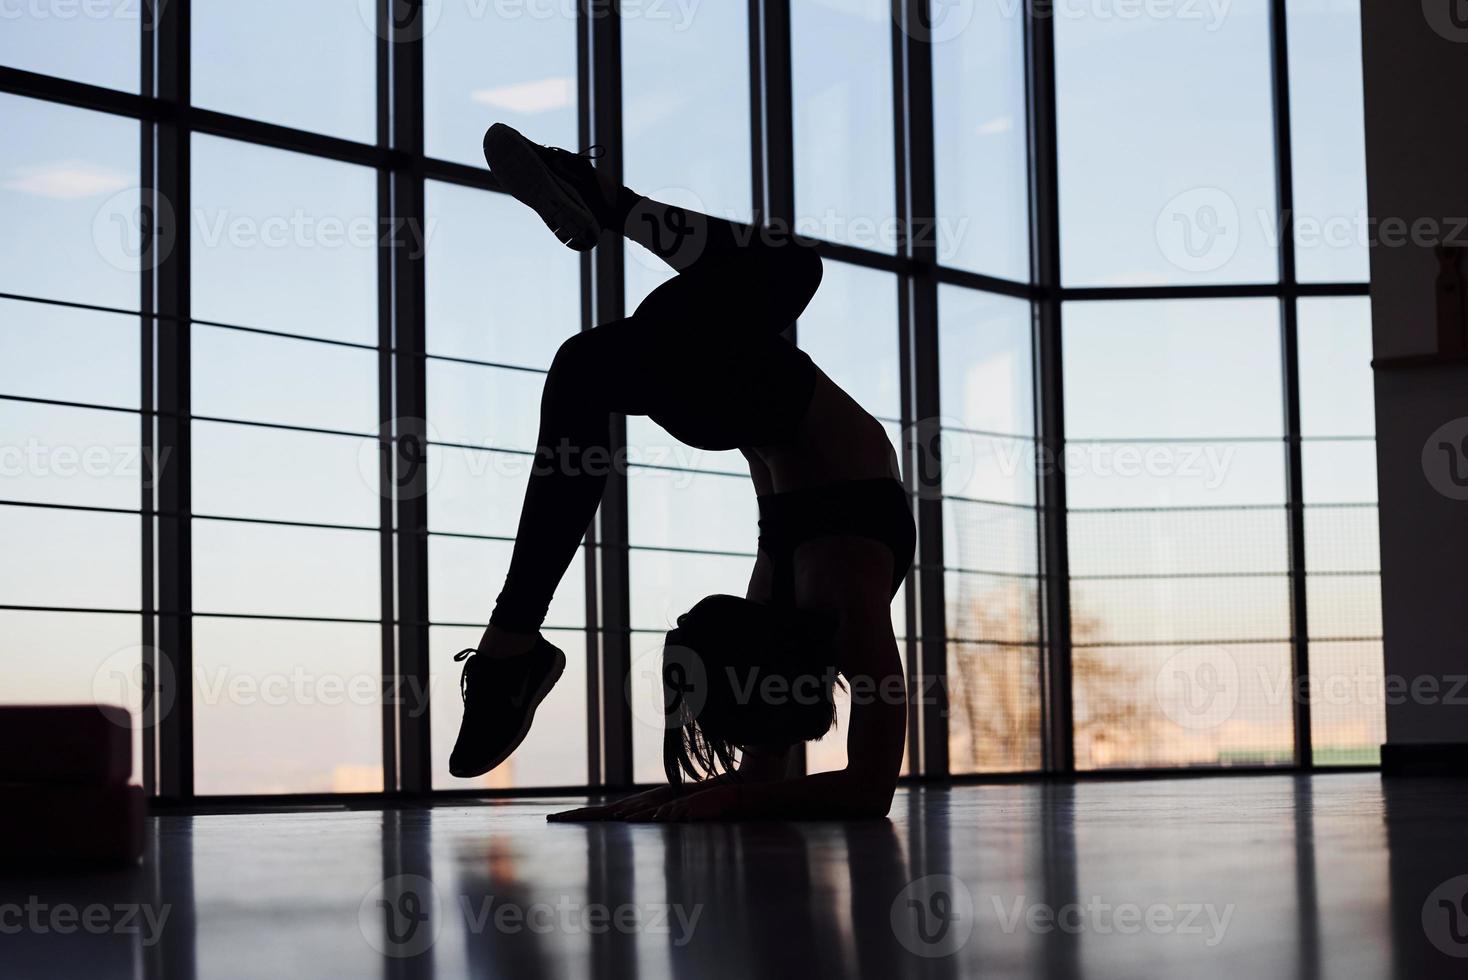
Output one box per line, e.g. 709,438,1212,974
471,76,574,115
976,116,1014,137
1,161,132,200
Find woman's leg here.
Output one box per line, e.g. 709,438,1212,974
487,186,822,638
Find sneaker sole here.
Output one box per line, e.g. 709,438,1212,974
450,645,567,779
482,124,600,252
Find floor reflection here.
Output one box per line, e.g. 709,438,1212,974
1,776,1462,978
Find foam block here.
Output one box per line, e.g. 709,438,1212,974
0,705,132,785
0,782,145,865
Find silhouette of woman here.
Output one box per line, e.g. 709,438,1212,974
452,124,913,820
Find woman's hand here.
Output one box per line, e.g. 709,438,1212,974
627,785,741,823
547,783,682,822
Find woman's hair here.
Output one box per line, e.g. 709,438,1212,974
661,594,839,785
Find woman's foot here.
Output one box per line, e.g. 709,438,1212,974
448,634,566,778
482,123,611,251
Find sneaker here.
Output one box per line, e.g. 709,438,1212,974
448,636,567,778
482,122,606,251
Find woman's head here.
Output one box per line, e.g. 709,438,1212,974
661,594,839,784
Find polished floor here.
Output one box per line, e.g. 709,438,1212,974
4,774,1465,978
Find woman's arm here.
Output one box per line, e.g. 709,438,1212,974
642,536,906,822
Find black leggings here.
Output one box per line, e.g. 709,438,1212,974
489,195,825,632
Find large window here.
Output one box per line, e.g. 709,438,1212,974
0,0,1373,797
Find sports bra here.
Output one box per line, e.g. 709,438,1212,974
756,477,916,606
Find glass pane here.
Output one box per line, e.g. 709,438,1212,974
791,0,895,251
626,416,742,475
0,505,137,609
631,630,671,785
431,626,587,789
3,610,143,778
1307,574,1381,640
939,288,1033,438
627,550,750,632
1066,441,1287,510
427,535,585,629
628,468,758,555
1298,297,1374,438
0,299,138,408
946,572,1039,645
193,618,382,794
623,1,751,223
948,643,1042,773
939,432,1036,505
192,421,380,528
1071,577,1290,645
1287,0,1370,283
1064,300,1283,440
1302,441,1376,505
191,135,378,345
192,0,376,142
0,94,139,310
931,0,1029,280
426,361,545,450
1055,5,1277,285
0,401,139,509
0,0,139,91
1069,508,1289,577
192,520,379,620
1309,639,1384,766
797,262,900,420
428,445,535,539
425,0,577,167
425,181,581,368
1073,643,1295,769
192,326,379,435
943,499,1037,576
1304,506,1379,574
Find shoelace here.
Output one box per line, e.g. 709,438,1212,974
453,648,476,702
